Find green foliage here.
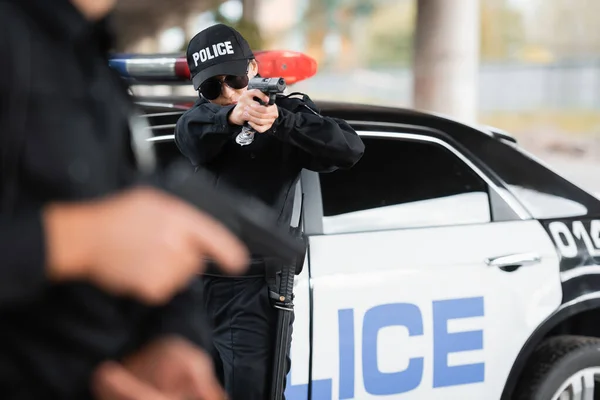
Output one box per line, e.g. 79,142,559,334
356,0,529,67
212,3,263,50
366,32,414,67
480,0,526,61
532,0,600,59
362,0,416,67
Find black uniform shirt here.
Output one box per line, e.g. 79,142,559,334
175,93,365,274
0,0,207,398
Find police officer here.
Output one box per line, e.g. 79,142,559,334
175,24,365,399
0,1,250,399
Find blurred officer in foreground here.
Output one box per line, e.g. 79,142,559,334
175,24,365,399
0,0,249,399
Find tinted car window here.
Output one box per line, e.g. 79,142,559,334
319,136,491,233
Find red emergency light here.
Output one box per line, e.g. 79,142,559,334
254,50,318,85
110,50,318,86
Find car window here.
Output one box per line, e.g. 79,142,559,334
319,135,492,234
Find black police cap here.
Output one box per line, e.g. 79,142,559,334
186,24,254,90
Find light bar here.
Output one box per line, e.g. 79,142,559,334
252,50,318,85
109,50,318,85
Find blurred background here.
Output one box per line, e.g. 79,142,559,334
112,0,600,193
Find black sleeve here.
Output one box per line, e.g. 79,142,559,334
174,101,238,167
0,9,49,304
136,279,212,349
0,212,48,304
268,94,365,172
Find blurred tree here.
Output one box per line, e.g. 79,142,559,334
531,0,600,59
213,0,264,49
111,0,227,51
112,0,266,53
363,0,415,67
479,0,525,61
335,0,377,70
301,0,332,66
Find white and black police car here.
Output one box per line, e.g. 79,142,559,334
111,52,600,400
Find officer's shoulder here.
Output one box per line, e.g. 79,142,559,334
275,92,320,113
179,98,216,120
176,101,199,130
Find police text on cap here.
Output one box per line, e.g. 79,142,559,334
192,41,235,66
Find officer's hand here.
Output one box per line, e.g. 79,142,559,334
246,101,279,133
44,186,249,305
120,335,227,400
228,89,273,128
92,361,177,400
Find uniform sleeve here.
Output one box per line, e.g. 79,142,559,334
268,95,365,172
0,11,49,305
0,212,48,304
137,279,212,350
174,102,237,167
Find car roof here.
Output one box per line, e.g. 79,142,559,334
134,95,508,142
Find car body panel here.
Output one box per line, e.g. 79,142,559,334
541,217,600,305
302,219,560,399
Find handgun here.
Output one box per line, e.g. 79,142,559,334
248,77,286,105
236,77,287,146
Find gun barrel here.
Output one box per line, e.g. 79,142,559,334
249,77,286,92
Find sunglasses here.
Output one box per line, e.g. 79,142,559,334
200,74,249,100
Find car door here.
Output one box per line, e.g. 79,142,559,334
302,131,562,400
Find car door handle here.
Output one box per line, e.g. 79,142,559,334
485,252,541,271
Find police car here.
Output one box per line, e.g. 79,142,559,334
112,52,600,400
